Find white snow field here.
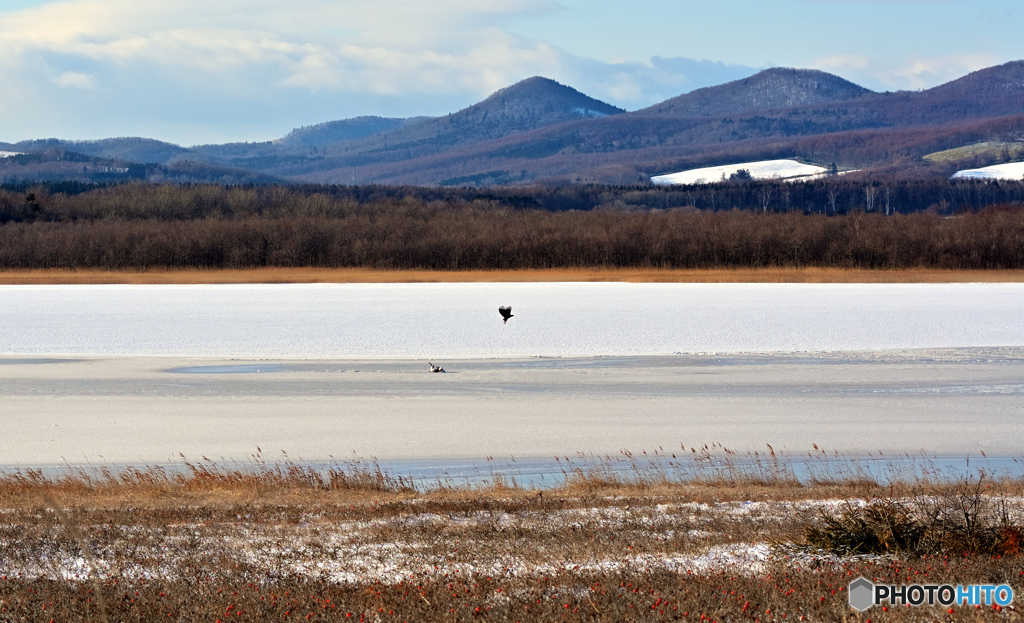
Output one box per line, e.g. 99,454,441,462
952,162,1024,180
651,159,827,185
1,282,1022,358
0,151,22,158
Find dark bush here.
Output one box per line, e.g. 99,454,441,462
805,477,1023,556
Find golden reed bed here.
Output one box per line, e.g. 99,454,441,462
2,459,1023,623
3,266,1024,284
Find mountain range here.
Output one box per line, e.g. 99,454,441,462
5,62,1024,186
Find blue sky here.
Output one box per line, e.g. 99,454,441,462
0,0,1019,146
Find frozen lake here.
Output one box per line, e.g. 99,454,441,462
3,350,1024,467
1,283,1023,357
3,283,1024,468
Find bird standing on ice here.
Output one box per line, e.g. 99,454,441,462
498,306,514,324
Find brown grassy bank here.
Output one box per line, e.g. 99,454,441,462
4,266,1024,285
2,460,1024,622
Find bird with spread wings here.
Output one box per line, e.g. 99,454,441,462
498,306,514,324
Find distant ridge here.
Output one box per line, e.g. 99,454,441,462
13,137,189,164
279,116,429,148
333,76,626,151
11,62,1024,186
283,77,623,154
902,60,1024,121
641,68,872,117
926,60,1024,99
267,76,628,182
472,76,625,121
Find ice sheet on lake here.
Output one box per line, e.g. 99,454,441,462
0,283,1022,358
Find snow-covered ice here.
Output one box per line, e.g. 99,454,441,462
3,283,1024,465
651,160,827,185
5,350,1024,464
952,162,1024,181
1,283,1022,358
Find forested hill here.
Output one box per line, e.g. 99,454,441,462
306,76,627,159
293,61,1024,186
12,137,190,165
8,61,1024,186
279,117,419,148
249,60,1024,185
640,68,872,117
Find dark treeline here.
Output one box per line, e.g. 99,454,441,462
1,183,1024,270
4,177,1024,222
635,177,1024,215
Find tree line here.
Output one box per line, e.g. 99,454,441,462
3,177,1024,223
1,182,1023,270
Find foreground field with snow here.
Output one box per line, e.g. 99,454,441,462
1,466,1022,622
651,159,827,185
3,284,1023,620
953,161,1024,180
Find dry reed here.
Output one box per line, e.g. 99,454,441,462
3,266,1024,285
2,451,1023,621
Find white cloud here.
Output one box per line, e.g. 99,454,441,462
889,54,999,89
811,53,999,91
0,0,576,142
0,0,1002,145
0,0,769,144
813,54,870,71
805,0,962,3
51,70,95,89
0,0,570,98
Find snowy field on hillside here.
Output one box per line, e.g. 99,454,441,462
1,283,1023,358
651,159,827,185
952,161,1024,180
0,151,22,158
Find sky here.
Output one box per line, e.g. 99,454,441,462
0,0,1020,146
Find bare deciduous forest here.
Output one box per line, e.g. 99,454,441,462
2,181,1023,270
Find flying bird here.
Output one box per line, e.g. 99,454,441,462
498,306,514,324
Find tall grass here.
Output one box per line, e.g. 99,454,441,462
0,451,415,507
550,445,1020,498
4,447,1021,503
2,448,1024,621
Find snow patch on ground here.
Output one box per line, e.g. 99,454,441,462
10,497,994,585
0,151,22,158
0,501,789,584
8,497,1024,585
952,162,1024,181
651,160,827,185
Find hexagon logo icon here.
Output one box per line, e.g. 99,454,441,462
849,577,874,612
